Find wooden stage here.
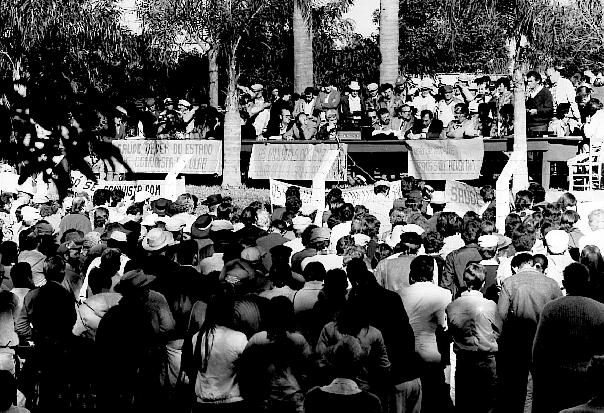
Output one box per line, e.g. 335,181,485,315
241,137,581,189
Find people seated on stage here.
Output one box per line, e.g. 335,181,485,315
526,70,555,137
265,88,293,138
445,103,479,139
397,103,415,138
436,84,463,128
549,103,580,137
412,78,437,116
264,108,295,140
340,81,365,130
371,108,401,139
476,103,497,138
293,113,318,140
157,109,184,136
317,108,339,140
407,110,444,140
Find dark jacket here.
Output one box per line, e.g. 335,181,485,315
440,243,482,298
411,118,444,139
340,94,367,120
526,87,554,129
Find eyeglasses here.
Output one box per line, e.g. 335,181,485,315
401,110,411,113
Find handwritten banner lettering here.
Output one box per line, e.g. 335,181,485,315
445,180,485,215
270,179,402,207
407,138,484,180
112,140,222,174
249,144,347,181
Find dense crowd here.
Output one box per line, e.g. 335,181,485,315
0,175,604,413
123,67,604,143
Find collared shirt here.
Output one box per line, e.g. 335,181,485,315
304,99,316,116
579,229,604,253
528,84,543,99
437,98,462,127
446,290,502,353
497,267,562,326
551,77,579,118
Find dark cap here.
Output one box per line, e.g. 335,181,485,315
202,194,223,207
152,198,172,215
190,214,213,239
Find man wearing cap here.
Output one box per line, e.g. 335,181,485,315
178,99,199,134
190,214,215,260
394,76,409,105
245,84,271,138
301,227,343,272
11,179,34,217
411,78,437,115
366,83,380,112
437,85,463,127
340,81,366,129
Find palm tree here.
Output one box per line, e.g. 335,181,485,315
379,0,399,85
294,0,313,94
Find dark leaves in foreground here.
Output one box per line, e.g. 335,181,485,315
0,74,133,200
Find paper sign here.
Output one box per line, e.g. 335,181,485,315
407,138,485,180
71,171,185,199
249,143,347,181
112,140,222,174
445,180,485,215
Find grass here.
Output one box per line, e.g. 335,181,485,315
187,185,270,212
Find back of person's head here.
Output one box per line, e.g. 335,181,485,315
336,235,354,255
372,243,393,268
346,257,374,287
463,263,486,290
89,266,113,294
461,219,482,245
423,231,444,254
303,261,326,282
217,202,235,220
43,255,66,283
437,212,462,237
284,196,302,214
560,210,580,232
581,245,604,285
512,224,536,252
10,262,33,289
511,252,534,273
240,206,257,226
266,296,295,340
463,211,480,224
176,239,199,266
399,232,422,254
285,186,301,199
361,214,381,239
100,247,122,274
409,255,435,284
19,227,40,251
93,188,111,207
515,190,533,211
533,254,548,274
528,183,546,205
0,241,18,265
271,219,287,234
325,335,363,379
60,228,82,244
588,209,604,231
323,268,348,295
480,184,495,203
0,370,17,411
339,203,355,222
563,262,590,296
301,224,318,247
337,296,368,337
505,213,522,237
71,197,87,213
480,220,495,235
126,203,142,217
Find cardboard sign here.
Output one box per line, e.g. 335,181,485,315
112,140,222,174
270,179,403,207
249,143,347,181
407,138,485,180
71,171,185,199
445,180,484,215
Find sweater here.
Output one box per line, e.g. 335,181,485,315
532,296,604,413
526,87,554,129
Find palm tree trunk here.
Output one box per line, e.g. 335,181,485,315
512,68,529,191
222,56,242,188
209,45,219,108
379,0,399,85
293,0,313,94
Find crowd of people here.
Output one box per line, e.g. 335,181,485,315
0,174,604,413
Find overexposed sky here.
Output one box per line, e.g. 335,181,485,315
342,0,380,37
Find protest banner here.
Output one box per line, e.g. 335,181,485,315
445,180,484,215
112,140,222,174
270,179,403,207
249,143,347,181
71,171,185,199
407,138,484,181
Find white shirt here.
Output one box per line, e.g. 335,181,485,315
437,98,462,127
551,77,579,118
412,95,437,115
284,237,304,260
348,95,362,114
301,254,344,272
304,99,316,116
330,221,352,252
199,253,225,276
579,229,604,253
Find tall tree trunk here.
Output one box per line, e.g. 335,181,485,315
222,56,242,188
379,0,399,85
293,0,313,94
512,68,529,191
209,45,219,108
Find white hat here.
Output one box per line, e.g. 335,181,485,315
142,228,174,251
353,233,371,247
545,230,569,254
178,99,191,108
166,216,186,232
109,231,127,242
478,234,499,248
402,224,425,235
374,180,390,188
420,78,435,89
301,204,318,216
431,191,446,204
21,206,41,222
142,213,159,227
367,83,379,92
348,81,360,91
292,216,312,231
211,219,234,231
32,194,49,204
135,191,152,203
250,84,264,92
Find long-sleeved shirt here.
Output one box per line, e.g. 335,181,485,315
441,243,482,298
526,87,554,128
446,290,502,353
